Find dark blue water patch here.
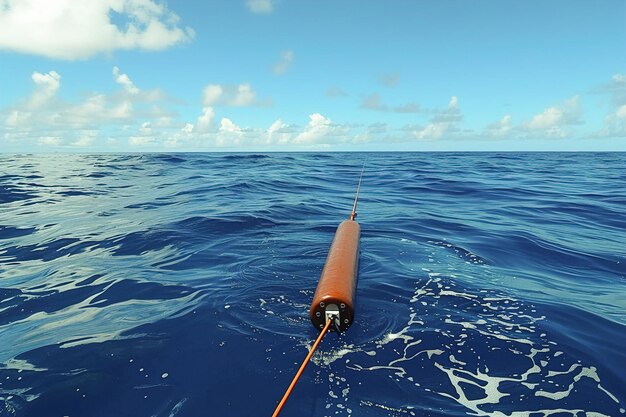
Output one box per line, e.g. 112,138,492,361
0,237,97,262
472,229,623,277
430,240,488,265
0,225,36,239
0,185,38,204
124,200,179,210
173,215,281,236
108,215,282,257
89,280,195,308
151,154,188,164
150,249,242,271
55,189,101,197
0,305,285,417
221,153,270,161
76,274,105,287
0,284,109,326
536,302,626,386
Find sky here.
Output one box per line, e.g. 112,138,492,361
0,0,625,152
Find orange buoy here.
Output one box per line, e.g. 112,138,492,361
271,164,364,417
309,219,361,332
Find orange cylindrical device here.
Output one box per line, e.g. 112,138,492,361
309,219,361,332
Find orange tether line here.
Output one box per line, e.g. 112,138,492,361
271,319,332,417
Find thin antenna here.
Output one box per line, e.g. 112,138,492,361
350,162,365,221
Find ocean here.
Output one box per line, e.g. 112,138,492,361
0,152,624,417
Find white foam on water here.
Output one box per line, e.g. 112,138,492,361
341,269,624,416
359,400,416,416
2,359,47,372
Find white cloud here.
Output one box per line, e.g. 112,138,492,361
5,110,30,127
293,113,346,145
524,95,581,137
215,118,244,146
202,83,267,107
412,95,463,140
430,95,462,123
0,0,194,60
485,115,513,138
113,66,139,94
71,132,97,147
29,71,61,109
129,122,155,145
219,118,242,134
413,123,448,140
129,136,154,146
1,67,173,148
138,121,152,135
246,0,273,14
594,73,626,107
230,84,256,106
195,107,215,132
38,136,62,146
266,118,291,144
202,85,223,106
590,74,626,138
273,50,294,75
591,103,626,139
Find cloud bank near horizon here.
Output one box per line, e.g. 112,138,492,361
2,66,625,151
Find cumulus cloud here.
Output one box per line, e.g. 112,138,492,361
27,70,61,109
195,107,215,132
129,122,156,146
202,85,224,106
4,70,63,130
485,115,513,138
273,50,294,75
38,136,62,146
219,118,242,135
215,118,244,146
591,103,626,138
412,96,463,140
202,83,269,107
71,132,97,147
265,119,294,145
246,0,273,14
1,66,173,148
593,73,626,107
293,113,347,145
589,74,626,138
522,95,581,138
113,66,139,94
0,0,194,60
431,95,462,123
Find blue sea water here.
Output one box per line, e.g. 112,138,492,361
0,152,625,417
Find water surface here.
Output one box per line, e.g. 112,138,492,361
0,152,624,416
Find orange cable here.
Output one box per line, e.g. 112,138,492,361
271,319,332,417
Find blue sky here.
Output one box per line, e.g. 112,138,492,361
1,0,625,151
